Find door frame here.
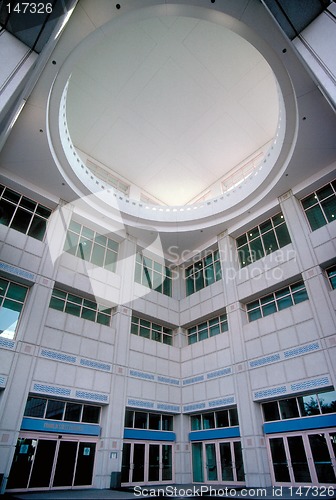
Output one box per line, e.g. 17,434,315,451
6,431,98,492
267,428,336,486
121,440,174,486
191,438,245,485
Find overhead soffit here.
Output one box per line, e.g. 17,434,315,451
65,13,279,206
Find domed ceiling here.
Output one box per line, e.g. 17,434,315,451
66,14,279,206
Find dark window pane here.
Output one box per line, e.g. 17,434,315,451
149,413,161,430
49,297,65,311
162,415,173,431
76,239,92,261
7,283,27,302
249,237,264,262
10,208,31,234
203,413,215,429
263,402,280,421
95,234,107,246
124,410,134,428
24,397,47,418
191,415,201,431
45,400,65,420
65,302,81,317
262,301,277,316
306,205,326,230
82,405,100,423
216,410,229,428
69,220,81,233
263,230,278,254
3,188,20,203
107,239,118,251
321,197,336,223
279,398,299,419
302,194,316,210
229,408,239,426
247,227,259,240
97,313,110,326
28,216,47,240
81,308,96,322
81,226,94,239
134,412,147,429
275,223,291,247
292,288,308,304
248,308,262,322
236,234,247,247
20,197,35,211
0,199,16,226
35,205,51,218
316,185,333,201
65,403,82,422
104,249,117,272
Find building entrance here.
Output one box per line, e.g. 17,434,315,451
191,439,245,483
268,429,336,485
6,433,97,490
121,441,173,485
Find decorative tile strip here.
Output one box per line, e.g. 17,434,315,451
0,375,7,388
0,261,36,282
0,337,15,350
129,369,155,381
33,383,71,397
157,376,180,386
157,403,180,413
254,386,287,400
207,368,232,379
127,398,155,409
182,375,204,386
208,396,235,408
183,402,206,413
290,376,330,392
250,354,281,368
75,390,108,402
41,349,76,364
80,359,112,372
284,342,320,358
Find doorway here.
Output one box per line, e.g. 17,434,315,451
191,439,245,483
121,441,173,485
268,429,336,485
6,433,96,490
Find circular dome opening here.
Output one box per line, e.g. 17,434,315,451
65,13,279,208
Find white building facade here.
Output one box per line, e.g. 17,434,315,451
0,0,336,493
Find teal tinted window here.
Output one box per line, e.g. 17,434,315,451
49,288,112,326
185,249,221,296
130,315,173,346
302,181,336,230
187,313,228,344
246,280,308,322
327,265,336,289
236,212,291,267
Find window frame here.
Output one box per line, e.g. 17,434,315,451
185,249,222,296
130,315,173,346
49,288,113,326
124,409,174,431
23,396,101,424
0,277,29,339
236,212,291,268
190,408,239,431
0,184,52,241
326,265,336,290
301,180,336,231
134,252,172,297
187,313,228,345
64,220,119,273
246,280,308,322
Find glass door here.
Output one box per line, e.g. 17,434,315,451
7,434,97,491
268,429,336,486
121,442,174,485
192,440,245,484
